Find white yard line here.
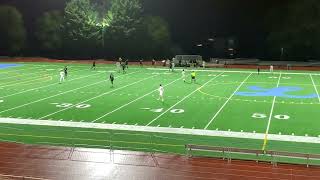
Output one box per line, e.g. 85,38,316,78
0,66,93,87
204,73,252,130
310,74,320,103
0,69,106,99
39,74,157,120
0,65,42,75
0,75,53,88
146,72,224,126
0,71,139,114
0,117,320,144
92,77,183,122
147,68,320,76
262,73,282,150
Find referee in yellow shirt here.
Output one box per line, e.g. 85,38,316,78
191,71,196,83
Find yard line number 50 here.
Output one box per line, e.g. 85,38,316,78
252,113,290,120
50,103,91,109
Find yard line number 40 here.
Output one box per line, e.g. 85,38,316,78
252,113,290,120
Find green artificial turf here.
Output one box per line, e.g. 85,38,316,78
1,62,320,165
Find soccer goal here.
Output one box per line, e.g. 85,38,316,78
173,55,202,67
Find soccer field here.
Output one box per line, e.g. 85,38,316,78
1,62,320,164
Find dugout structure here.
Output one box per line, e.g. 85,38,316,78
174,55,202,67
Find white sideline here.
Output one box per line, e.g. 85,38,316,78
0,71,138,114
0,117,319,144
146,72,225,126
310,74,320,103
92,77,183,122
204,73,252,129
147,68,320,76
39,73,157,119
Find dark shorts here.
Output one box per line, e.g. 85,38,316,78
192,76,195,79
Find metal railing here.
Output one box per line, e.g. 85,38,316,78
186,144,320,167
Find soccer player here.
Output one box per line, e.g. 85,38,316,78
270,65,274,73
152,59,156,67
121,62,126,74
139,59,143,67
202,61,206,68
125,60,128,69
182,69,186,82
109,73,114,87
59,69,65,84
64,66,68,79
91,61,96,70
169,61,173,72
257,66,260,75
116,61,121,73
171,61,175,72
191,71,196,83
158,84,164,102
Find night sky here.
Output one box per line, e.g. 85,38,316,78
0,0,288,57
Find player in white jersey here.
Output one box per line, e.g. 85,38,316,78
202,61,206,68
116,61,121,73
59,69,65,84
270,65,274,73
182,69,186,82
158,84,164,102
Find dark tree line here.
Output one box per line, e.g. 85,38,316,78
2,0,320,60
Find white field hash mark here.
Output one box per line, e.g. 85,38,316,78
262,73,282,150
39,74,158,120
146,72,224,126
0,71,139,114
204,73,253,129
310,74,320,103
92,77,182,122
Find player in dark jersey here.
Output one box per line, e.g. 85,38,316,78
91,61,96,70
64,66,68,79
125,60,128,69
121,62,126,74
257,66,260,75
109,73,114,87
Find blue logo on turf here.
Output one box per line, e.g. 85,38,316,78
235,86,318,99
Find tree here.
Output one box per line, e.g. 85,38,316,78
141,16,172,58
0,6,26,56
104,0,143,58
35,11,63,56
107,0,142,37
63,0,101,58
266,0,320,60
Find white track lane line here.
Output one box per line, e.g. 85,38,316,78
310,74,320,103
0,71,139,114
39,74,157,120
92,77,183,122
146,72,224,126
204,73,252,130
